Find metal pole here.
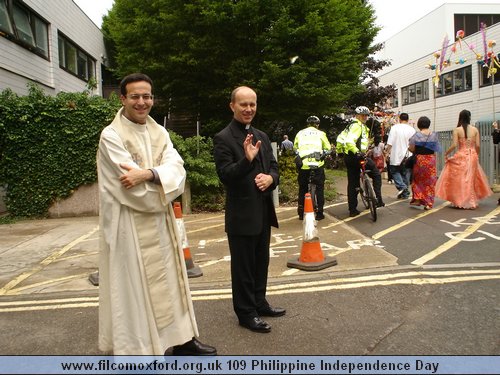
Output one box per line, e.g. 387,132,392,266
271,142,279,208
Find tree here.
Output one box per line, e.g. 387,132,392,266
103,0,381,137
346,43,397,111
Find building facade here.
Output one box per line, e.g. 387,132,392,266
0,0,108,96
377,3,500,133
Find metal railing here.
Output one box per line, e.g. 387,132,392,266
436,123,499,185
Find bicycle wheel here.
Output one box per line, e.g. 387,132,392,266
358,178,369,209
364,177,377,221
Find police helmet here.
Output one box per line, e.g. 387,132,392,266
307,115,320,125
355,106,370,115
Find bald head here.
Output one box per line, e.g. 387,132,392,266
230,86,257,125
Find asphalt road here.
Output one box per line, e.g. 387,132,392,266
0,177,499,356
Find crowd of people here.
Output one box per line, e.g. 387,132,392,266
97,72,497,356
283,109,497,214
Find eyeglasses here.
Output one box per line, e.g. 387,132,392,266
126,94,154,101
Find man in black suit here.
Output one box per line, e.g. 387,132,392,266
213,86,285,333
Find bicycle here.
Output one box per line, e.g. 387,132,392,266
357,155,377,221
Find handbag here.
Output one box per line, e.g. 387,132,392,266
402,132,430,169
404,154,416,169
400,150,415,169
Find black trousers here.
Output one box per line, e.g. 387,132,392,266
297,167,325,215
227,209,271,320
344,153,382,212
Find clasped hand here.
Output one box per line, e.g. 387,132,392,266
119,163,151,189
255,173,272,191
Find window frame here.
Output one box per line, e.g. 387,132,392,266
479,55,500,87
454,13,500,37
0,0,49,59
401,80,429,105
58,31,96,82
434,65,473,98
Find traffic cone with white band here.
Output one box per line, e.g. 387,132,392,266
287,193,338,271
173,202,203,278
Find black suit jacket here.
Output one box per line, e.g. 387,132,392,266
213,119,279,236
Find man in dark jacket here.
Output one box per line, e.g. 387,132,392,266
213,86,285,333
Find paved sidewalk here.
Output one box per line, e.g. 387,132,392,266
0,176,397,297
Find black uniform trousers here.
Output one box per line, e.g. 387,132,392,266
344,153,383,213
297,167,325,216
227,200,271,321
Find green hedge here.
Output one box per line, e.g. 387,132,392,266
0,84,224,217
0,84,121,217
169,132,224,212
0,83,341,218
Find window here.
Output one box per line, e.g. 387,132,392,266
435,65,472,97
401,80,429,105
0,1,13,34
388,93,398,108
444,74,453,95
58,32,95,82
0,0,48,58
402,86,409,105
479,55,500,87
454,13,500,36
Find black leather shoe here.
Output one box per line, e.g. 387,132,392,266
315,213,325,220
349,210,360,217
239,317,271,333
172,337,217,356
257,305,286,317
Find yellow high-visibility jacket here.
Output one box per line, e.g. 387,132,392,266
293,126,331,169
335,118,369,155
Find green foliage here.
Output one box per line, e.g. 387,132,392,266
103,0,381,137
277,154,342,204
277,154,299,202
0,84,121,217
168,131,224,211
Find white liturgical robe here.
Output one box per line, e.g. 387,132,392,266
97,108,198,355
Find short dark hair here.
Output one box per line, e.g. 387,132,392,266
399,113,409,121
120,73,154,96
417,116,431,129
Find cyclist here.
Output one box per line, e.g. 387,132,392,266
293,115,331,220
336,106,385,217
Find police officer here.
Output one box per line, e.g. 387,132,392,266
293,116,331,220
337,106,384,217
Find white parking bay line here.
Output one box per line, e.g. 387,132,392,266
412,205,500,266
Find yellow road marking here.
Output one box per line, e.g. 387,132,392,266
0,226,98,296
412,205,500,265
5,274,89,295
191,274,500,300
372,202,450,239
1,267,498,311
0,296,98,307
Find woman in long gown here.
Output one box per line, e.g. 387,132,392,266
408,116,441,210
435,110,493,209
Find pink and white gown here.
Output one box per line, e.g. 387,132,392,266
435,138,493,209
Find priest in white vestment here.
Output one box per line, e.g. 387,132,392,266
97,73,216,356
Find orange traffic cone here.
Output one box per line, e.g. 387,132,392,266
287,193,338,271
173,202,203,278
